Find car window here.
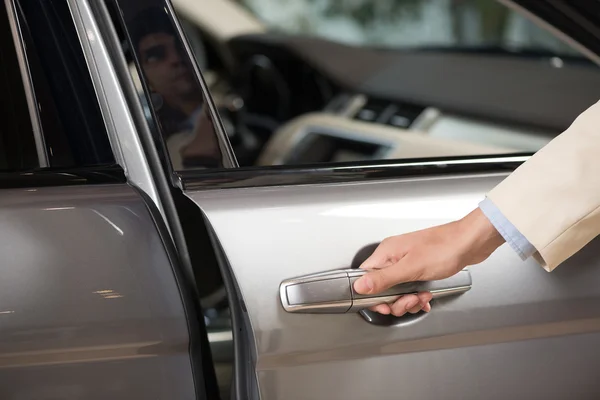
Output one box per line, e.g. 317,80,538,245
106,0,228,172
0,0,115,173
237,0,578,56
0,3,39,171
174,0,600,170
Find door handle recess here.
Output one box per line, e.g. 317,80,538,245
279,268,471,313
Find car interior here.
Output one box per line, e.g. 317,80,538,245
175,2,600,171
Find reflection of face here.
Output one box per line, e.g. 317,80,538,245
138,32,196,102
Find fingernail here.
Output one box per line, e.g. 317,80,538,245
354,276,373,294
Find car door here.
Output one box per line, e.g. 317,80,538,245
181,2,600,400
188,157,600,400
100,0,600,399
0,1,218,398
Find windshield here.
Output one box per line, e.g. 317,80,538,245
235,0,581,57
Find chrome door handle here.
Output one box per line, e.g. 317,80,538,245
279,268,472,313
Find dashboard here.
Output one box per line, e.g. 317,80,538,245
206,32,600,166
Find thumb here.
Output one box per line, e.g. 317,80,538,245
353,260,416,295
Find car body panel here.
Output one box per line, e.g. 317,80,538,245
0,184,195,399
187,172,600,399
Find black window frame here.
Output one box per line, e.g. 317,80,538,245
0,0,124,189
0,0,41,173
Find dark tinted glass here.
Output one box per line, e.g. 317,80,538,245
17,0,114,168
0,3,38,171
107,0,225,171
1,0,115,174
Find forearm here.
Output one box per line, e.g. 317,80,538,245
486,99,600,270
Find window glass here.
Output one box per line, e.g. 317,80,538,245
0,3,38,171
175,0,600,168
0,0,115,173
109,0,225,171
238,0,578,55
18,0,115,168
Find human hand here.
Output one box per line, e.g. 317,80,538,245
353,208,504,317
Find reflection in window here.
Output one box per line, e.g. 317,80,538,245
124,6,224,170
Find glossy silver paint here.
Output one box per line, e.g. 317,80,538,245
189,172,600,400
0,185,194,399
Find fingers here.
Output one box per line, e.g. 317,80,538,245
417,291,433,306
407,303,423,314
369,292,433,317
408,292,432,314
370,303,391,315
354,258,420,295
390,294,420,316
422,302,432,313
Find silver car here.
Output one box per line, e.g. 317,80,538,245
2,0,600,399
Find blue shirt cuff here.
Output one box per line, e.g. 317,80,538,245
479,197,536,260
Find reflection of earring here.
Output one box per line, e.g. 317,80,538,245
150,92,163,111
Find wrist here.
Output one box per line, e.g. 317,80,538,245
457,208,505,265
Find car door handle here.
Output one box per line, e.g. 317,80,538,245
279,268,472,313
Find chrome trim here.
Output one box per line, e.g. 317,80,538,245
5,0,48,168
347,269,472,311
279,270,352,313
349,295,402,312
282,299,353,314
207,330,234,343
65,0,167,224
181,153,531,190
361,155,530,168
280,268,472,314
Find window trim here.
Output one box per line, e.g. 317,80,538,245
178,153,531,191
4,0,48,168
0,165,125,189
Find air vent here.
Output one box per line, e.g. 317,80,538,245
353,98,425,128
